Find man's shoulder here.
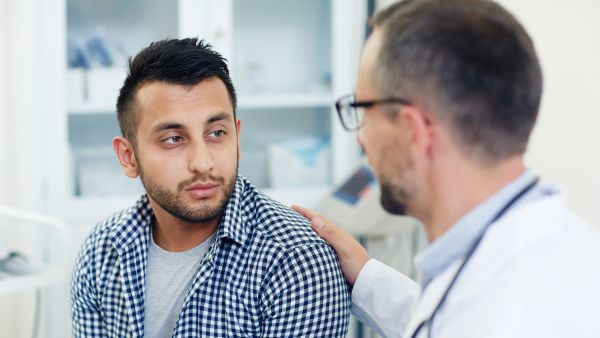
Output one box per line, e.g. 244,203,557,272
250,191,327,250
238,182,328,253
80,195,150,255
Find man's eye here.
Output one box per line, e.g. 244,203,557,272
208,130,227,138
163,136,184,144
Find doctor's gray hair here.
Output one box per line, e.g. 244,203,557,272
372,0,542,163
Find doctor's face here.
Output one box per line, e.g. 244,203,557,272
127,78,240,223
356,28,417,216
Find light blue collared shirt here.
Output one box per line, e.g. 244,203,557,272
414,169,540,286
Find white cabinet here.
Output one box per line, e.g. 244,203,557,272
41,0,367,226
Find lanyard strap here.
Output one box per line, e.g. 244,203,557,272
412,177,540,338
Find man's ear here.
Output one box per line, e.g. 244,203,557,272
112,136,139,178
235,118,242,161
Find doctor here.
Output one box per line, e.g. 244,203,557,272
293,0,600,337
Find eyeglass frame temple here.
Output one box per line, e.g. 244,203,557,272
336,97,412,130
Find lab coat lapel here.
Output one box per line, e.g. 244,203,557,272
404,261,461,338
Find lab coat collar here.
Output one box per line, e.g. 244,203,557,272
405,184,567,338
414,170,538,286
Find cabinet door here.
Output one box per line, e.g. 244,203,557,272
66,0,186,199
58,0,365,214
233,0,334,192
231,0,366,205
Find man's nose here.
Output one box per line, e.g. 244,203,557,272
188,140,214,174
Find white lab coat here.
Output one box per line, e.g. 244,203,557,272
352,185,600,338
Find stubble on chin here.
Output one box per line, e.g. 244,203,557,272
141,170,237,224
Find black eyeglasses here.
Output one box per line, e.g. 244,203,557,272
335,93,411,131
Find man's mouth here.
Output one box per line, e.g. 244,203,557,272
185,182,219,199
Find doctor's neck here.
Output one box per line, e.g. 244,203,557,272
421,154,525,242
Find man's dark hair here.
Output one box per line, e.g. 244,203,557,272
116,38,237,143
373,0,543,163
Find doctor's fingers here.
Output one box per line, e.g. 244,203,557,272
291,205,339,235
291,204,321,221
314,218,370,286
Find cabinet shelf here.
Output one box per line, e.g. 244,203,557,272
68,102,117,114
67,92,333,114
238,93,333,109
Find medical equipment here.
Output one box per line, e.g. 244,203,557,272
319,166,426,278
0,204,70,338
0,230,6,260
0,252,38,275
0,204,69,291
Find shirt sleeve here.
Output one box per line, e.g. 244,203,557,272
351,259,421,338
71,233,107,338
259,242,351,337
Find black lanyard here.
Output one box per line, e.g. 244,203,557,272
410,177,540,338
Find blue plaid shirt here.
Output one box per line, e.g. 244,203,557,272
72,176,350,337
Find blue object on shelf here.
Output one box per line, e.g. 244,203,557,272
67,40,90,69
86,33,113,67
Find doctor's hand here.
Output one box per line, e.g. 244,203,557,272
292,204,369,286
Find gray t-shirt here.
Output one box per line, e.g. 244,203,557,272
144,230,216,338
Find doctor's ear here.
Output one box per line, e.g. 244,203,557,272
112,136,139,178
400,105,435,154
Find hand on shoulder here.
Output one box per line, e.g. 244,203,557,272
292,204,370,286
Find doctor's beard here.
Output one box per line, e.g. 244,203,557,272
380,183,408,215
375,145,413,216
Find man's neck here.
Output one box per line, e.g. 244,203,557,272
149,202,219,252
424,156,525,242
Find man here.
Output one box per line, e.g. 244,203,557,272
71,38,350,337
293,0,600,337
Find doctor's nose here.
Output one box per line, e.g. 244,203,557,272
357,127,366,149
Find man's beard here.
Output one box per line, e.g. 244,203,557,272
139,162,238,224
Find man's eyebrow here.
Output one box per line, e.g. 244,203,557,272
152,122,183,133
151,113,231,133
206,112,231,125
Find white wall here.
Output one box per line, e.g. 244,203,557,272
0,0,10,206
0,1,15,335
0,0,44,207
499,1,600,229
0,0,46,337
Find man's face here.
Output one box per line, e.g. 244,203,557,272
131,78,240,223
356,28,416,216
